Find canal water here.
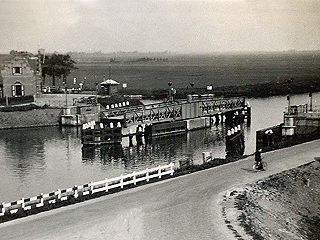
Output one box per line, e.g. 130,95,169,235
0,93,319,203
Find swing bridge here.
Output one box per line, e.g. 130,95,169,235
101,96,248,126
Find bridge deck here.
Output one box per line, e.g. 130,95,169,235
102,97,246,126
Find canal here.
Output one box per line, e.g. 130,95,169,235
0,92,319,203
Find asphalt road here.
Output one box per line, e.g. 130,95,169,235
1,140,319,240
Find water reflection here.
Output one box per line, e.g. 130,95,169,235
81,123,243,171
0,128,48,179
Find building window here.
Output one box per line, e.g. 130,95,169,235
12,82,24,97
12,67,22,75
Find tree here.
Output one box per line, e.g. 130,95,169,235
42,54,76,87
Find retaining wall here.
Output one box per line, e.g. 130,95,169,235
0,108,62,129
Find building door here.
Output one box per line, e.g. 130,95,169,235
12,82,24,97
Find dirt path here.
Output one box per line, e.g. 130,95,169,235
222,160,320,240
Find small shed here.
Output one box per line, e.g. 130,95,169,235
100,79,120,95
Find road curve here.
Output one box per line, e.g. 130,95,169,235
1,140,319,240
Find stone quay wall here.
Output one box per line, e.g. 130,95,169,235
0,108,62,129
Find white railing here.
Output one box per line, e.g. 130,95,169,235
0,163,174,217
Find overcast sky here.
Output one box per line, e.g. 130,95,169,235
1,0,320,54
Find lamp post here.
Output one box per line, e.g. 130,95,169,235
190,82,195,95
95,82,99,103
64,82,68,107
309,86,313,112
168,82,172,102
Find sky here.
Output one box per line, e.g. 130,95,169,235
0,0,320,54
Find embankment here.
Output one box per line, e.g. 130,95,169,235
0,108,61,129
223,161,320,240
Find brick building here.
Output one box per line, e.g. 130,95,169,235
0,56,41,98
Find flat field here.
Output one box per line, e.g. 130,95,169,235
60,52,320,91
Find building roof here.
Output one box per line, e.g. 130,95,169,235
100,79,120,85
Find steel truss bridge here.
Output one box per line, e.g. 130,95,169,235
101,96,246,126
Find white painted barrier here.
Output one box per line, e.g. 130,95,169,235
0,163,174,217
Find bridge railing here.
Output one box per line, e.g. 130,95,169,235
102,96,246,125
0,163,174,217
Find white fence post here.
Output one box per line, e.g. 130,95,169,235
74,185,78,198
0,203,5,216
146,168,149,182
120,175,124,189
105,178,109,192
90,182,93,194
158,165,161,179
56,189,61,200
21,198,25,209
36,194,44,208
0,163,176,217
133,172,136,185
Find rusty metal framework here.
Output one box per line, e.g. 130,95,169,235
101,97,246,125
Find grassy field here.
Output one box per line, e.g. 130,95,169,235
59,52,320,93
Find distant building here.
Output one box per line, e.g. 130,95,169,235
0,56,42,98
100,79,120,95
